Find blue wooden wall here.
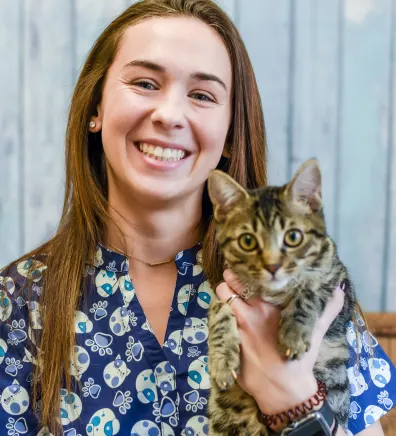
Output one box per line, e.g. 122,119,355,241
1,0,395,312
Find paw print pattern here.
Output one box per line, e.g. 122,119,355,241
4,358,23,377
183,390,207,413
377,390,394,410
113,390,133,414
5,417,28,435
85,333,113,356
82,378,101,399
6,320,27,346
126,336,144,363
89,301,108,321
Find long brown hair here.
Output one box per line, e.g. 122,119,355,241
1,0,266,433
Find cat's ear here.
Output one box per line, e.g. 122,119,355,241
208,170,249,222
286,158,322,212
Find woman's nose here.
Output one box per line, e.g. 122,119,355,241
150,92,186,130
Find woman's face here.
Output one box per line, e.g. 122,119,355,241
91,16,233,205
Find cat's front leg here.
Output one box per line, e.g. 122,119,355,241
278,291,321,360
208,299,241,390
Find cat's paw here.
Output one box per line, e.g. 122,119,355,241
208,301,241,390
278,327,311,360
210,345,240,391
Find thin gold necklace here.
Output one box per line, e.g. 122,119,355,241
107,242,173,267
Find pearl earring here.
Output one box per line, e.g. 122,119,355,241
89,121,96,128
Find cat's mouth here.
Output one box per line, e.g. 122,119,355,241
263,276,290,291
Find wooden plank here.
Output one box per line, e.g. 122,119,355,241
386,0,396,312
74,0,129,77
378,336,391,355
0,0,22,267
367,318,396,435
391,336,396,364
381,411,396,436
237,0,290,186
290,0,341,237
22,0,74,252
337,0,392,311
366,313,396,337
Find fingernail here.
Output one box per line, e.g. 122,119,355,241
340,280,346,292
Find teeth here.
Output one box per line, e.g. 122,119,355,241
154,146,163,158
137,142,187,161
163,148,172,159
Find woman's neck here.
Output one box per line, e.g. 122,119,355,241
105,189,203,264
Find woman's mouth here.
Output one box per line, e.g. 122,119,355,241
135,142,188,162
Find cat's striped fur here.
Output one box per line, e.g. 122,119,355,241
207,159,356,435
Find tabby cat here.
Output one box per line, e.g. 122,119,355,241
207,158,356,435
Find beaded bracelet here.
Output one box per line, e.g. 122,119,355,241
258,379,328,428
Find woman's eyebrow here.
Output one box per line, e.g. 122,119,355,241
123,59,227,90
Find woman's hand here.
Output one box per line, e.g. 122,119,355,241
215,269,345,415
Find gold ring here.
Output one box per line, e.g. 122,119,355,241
226,294,241,306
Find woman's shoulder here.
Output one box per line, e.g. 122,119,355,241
1,256,47,294
0,255,47,326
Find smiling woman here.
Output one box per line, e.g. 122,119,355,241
0,0,394,435
89,16,232,205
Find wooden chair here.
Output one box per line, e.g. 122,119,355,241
366,313,396,435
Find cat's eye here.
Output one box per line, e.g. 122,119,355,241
238,233,258,251
284,229,303,247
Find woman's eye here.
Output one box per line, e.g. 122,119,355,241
133,80,157,90
238,233,258,252
284,229,304,247
190,93,214,102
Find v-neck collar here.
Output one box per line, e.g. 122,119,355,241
91,240,203,274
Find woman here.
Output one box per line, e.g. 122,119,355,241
0,0,394,435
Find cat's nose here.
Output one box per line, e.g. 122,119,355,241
264,263,281,275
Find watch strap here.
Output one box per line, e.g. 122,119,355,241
258,379,327,428
320,399,335,429
268,399,337,436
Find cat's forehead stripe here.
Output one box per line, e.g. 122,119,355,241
279,215,285,230
257,187,283,223
252,216,258,233
254,207,266,229
269,210,279,228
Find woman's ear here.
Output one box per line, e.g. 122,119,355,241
88,104,103,133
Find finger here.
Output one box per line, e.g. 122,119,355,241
215,281,247,315
222,269,273,310
215,280,244,304
223,269,247,296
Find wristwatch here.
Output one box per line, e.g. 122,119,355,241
269,399,338,436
